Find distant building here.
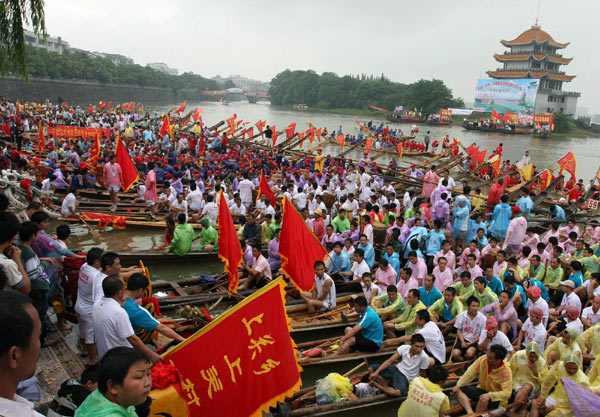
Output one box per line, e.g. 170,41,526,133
94,52,134,66
24,29,69,54
486,22,579,115
146,62,178,75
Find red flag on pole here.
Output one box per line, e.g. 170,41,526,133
192,107,203,122
316,128,322,143
279,197,327,291
558,152,577,180
159,278,301,417
115,135,139,192
128,102,135,113
285,123,296,139
89,132,101,164
245,127,254,139
159,115,170,137
174,101,186,113
217,191,242,293
106,102,112,110
365,138,374,155
397,142,403,159
271,126,278,146
37,122,44,154
472,149,488,166
257,171,276,205
336,134,345,152
255,120,266,133
539,169,552,190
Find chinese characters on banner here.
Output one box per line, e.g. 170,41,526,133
46,126,108,139
157,278,302,417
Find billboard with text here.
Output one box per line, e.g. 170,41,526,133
474,79,539,114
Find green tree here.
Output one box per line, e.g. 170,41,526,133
0,0,46,79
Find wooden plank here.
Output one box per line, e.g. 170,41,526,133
169,282,188,297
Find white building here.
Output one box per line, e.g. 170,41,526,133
24,29,69,54
146,62,178,75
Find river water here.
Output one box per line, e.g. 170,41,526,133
63,100,600,281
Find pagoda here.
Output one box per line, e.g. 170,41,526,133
487,22,580,115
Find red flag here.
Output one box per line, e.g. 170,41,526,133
285,123,296,139
472,149,488,166
217,191,242,293
174,101,186,114
115,135,139,192
271,126,278,146
159,115,171,137
192,107,203,122
257,171,276,205
227,114,237,134
558,152,577,180
539,169,552,190
128,102,135,113
315,128,322,143
245,127,254,139
89,132,101,164
489,155,501,177
336,134,345,152
98,101,106,111
279,197,326,291
397,142,403,159
307,128,315,144
161,278,301,417
365,138,374,155
255,120,266,133
107,102,112,110
15,100,20,116
37,122,44,154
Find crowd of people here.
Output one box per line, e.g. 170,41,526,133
1,97,600,416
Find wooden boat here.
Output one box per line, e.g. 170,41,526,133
287,296,357,334
117,250,220,265
386,113,427,124
58,216,205,230
295,337,396,368
462,120,534,135
282,359,476,417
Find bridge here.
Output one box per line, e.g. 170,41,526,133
200,88,271,103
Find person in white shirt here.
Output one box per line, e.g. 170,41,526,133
383,309,446,366
92,275,161,363
362,214,374,245
229,196,247,221
238,174,255,208
186,183,204,212
478,316,514,360
368,333,430,396
525,286,549,327
60,189,79,217
582,295,600,328
513,307,546,351
549,280,582,320
0,292,45,417
294,187,308,210
452,296,487,361
74,248,104,364
198,194,219,226
300,261,336,313
170,193,188,222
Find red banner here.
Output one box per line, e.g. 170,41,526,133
47,126,102,139
365,138,374,155
82,212,127,229
504,112,518,123
336,134,345,152
533,114,553,124
440,109,451,119
558,152,577,180
157,279,302,417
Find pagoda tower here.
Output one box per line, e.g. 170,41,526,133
487,22,579,115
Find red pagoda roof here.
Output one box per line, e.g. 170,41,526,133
501,26,569,48
493,53,572,64
487,70,576,82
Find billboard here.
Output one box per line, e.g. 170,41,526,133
474,79,539,114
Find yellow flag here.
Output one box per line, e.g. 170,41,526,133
520,164,534,182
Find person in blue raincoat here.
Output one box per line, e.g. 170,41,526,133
452,196,470,253
490,195,512,239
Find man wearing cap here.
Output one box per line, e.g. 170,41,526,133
562,305,583,334
513,307,547,351
478,316,514,360
549,279,581,321
526,285,549,327
503,206,527,256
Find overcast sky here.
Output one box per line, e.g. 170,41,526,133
43,0,599,114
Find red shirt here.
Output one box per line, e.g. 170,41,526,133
568,188,583,202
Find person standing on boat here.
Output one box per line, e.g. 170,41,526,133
336,296,383,354
423,131,431,152
422,165,438,199
144,161,157,221
103,154,123,212
300,260,336,313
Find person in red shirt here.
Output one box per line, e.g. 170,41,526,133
565,178,574,191
568,184,583,202
486,178,505,213
495,143,503,156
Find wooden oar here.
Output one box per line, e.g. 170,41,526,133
79,215,101,238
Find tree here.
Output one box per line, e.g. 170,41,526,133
0,0,46,80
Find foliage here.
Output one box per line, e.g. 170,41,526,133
553,112,576,134
16,46,219,91
269,70,465,114
0,0,46,80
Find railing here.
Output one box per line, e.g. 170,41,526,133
495,68,565,75
537,88,581,97
501,50,563,58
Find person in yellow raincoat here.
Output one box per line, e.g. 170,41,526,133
397,365,450,417
577,323,600,363
314,148,324,172
452,344,513,414
544,328,582,365
587,353,600,394
508,342,547,414
530,354,591,417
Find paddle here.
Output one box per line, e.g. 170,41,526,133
79,215,101,238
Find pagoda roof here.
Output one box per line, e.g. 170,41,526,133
501,26,569,48
493,53,572,64
487,70,576,82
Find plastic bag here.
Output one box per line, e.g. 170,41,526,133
315,373,353,404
